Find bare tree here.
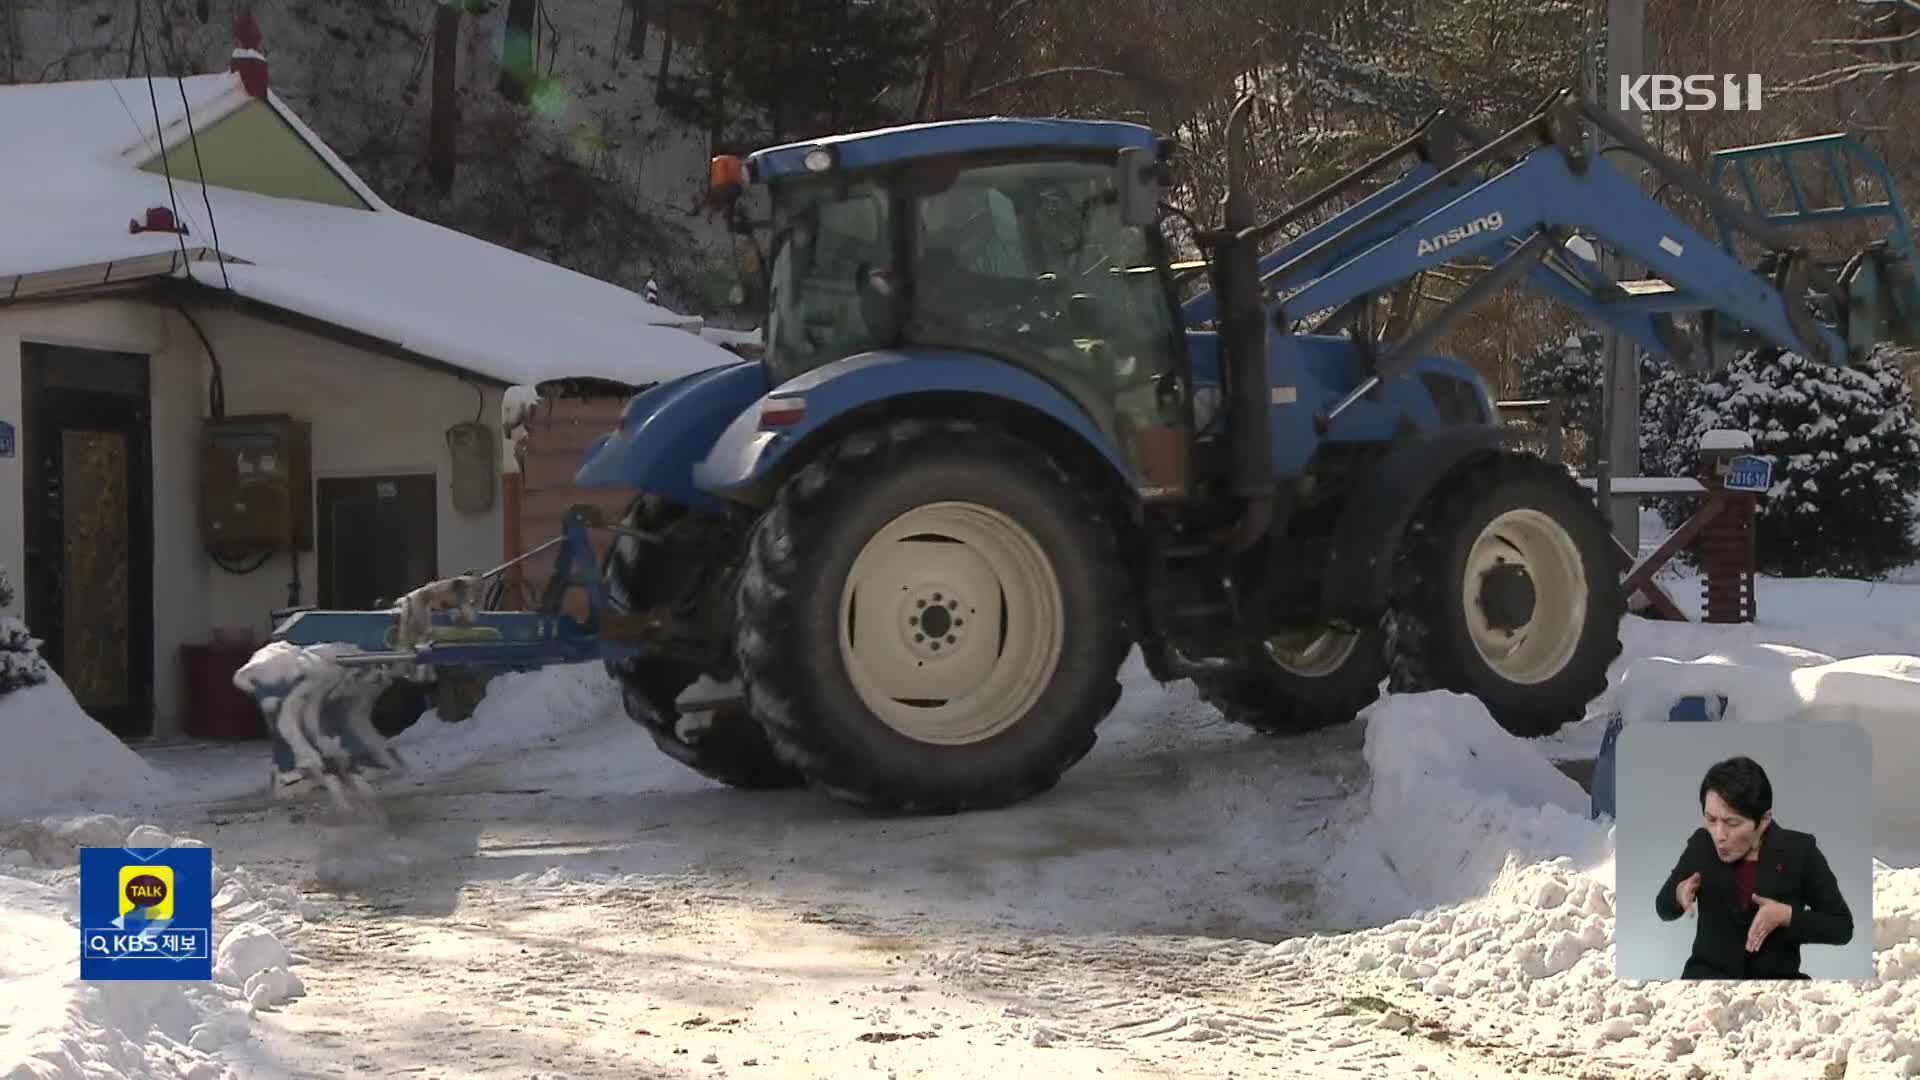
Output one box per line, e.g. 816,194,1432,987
430,0,463,193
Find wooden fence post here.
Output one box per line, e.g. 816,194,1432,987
1694,430,1759,624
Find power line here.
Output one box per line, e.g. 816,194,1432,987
156,0,232,292
135,3,190,272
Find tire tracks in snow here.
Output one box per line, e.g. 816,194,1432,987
154,706,1541,1077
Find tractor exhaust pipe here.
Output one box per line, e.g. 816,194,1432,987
1218,92,1275,552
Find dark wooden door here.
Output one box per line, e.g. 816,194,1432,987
317,474,439,609
21,344,155,738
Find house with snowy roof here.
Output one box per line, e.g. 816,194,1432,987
0,21,738,741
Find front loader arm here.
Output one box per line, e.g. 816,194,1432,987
1183,140,1449,326
1256,163,1690,364
1184,110,1511,327
1221,91,1915,427
1278,145,1846,368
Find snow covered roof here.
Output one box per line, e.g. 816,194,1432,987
0,72,739,387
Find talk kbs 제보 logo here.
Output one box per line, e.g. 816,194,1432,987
79,846,213,981
120,865,174,921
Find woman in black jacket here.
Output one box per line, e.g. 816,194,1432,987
1655,755,1855,979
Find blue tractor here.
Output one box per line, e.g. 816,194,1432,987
269,89,1918,813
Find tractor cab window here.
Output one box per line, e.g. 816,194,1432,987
765,177,900,382
763,156,1190,494
905,158,1187,452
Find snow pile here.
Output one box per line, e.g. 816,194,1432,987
1610,648,1920,837
387,661,622,780
0,673,168,820
0,819,308,1079
1264,858,1615,1005
1341,690,1611,908
1278,683,1920,1076
1,566,170,824
213,923,304,1012
1551,610,1920,761
1263,858,1920,1072
1613,647,1920,728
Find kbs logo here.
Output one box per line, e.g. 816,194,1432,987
1618,74,1763,112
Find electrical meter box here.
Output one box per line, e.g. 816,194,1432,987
445,421,498,514
202,416,313,553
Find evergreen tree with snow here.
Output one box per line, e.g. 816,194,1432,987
0,569,51,697
1516,330,1605,449
1683,347,1920,578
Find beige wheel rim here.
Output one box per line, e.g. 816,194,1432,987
837,501,1064,745
1463,508,1588,685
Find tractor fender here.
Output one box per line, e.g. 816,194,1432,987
692,348,1135,507
573,360,770,513
1318,424,1507,620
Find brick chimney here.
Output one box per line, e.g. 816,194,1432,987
229,12,268,99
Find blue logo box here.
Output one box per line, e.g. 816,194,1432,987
79,846,214,981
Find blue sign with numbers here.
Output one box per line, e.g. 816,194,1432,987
0,419,14,459
1724,454,1773,493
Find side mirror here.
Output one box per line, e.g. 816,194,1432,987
1116,145,1160,228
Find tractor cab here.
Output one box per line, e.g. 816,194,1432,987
710,120,1196,498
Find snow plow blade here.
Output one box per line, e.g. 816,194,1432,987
230,505,667,810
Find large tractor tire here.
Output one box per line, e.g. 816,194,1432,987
603,495,802,790
1385,451,1624,738
734,418,1134,814
1193,623,1387,735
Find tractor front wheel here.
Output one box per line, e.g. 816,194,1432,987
734,419,1133,814
1385,452,1623,738
1194,623,1387,735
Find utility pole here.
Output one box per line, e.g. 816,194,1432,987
1596,0,1647,554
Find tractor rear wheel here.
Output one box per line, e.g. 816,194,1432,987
734,418,1133,814
603,495,802,790
1194,623,1387,734
1385,451,1623,738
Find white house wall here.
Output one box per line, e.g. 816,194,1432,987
188,306,507,637
0,296,505,739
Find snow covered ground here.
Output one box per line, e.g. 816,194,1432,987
5,567,1920,1078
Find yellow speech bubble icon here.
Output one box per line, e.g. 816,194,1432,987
118,865,174,920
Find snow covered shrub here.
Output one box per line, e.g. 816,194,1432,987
0,568,52,696
1683,347,1920,578
1516,331,1606,442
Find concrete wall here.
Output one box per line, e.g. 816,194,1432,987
0,294,504,738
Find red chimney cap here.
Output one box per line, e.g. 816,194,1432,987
130,206,188,236
230,12,268,98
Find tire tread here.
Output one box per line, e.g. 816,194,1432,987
734,417,1133,814
1383,451,1624,738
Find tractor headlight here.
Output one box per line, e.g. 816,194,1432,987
804,147,834,173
